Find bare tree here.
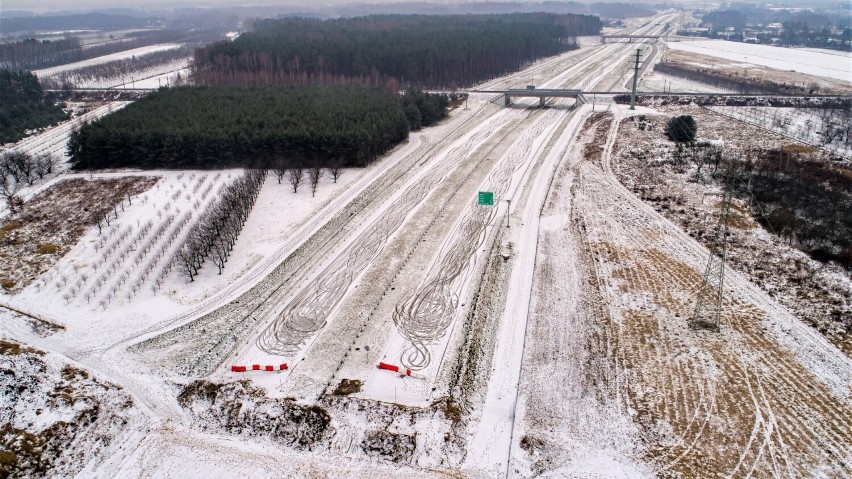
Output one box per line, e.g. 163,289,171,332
178,239,201,281
1,151,36,185
329,159,343,183
287,168,304,193
273,159,288,184
0,172,23,214
308,166,323,197
211,234,230,274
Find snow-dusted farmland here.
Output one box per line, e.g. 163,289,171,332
707,105,852,159
668,39,852,81
32,43,182,78
2,11,850,478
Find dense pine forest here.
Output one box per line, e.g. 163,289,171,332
0,70,67,144
193,13,602,88
68,86,414,170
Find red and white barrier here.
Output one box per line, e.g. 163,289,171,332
377,362,420,377
231,363,287,373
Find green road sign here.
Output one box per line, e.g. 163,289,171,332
478,191,494,205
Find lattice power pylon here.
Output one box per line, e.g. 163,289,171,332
691,187,732,331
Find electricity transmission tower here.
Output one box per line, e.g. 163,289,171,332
691,186,732,331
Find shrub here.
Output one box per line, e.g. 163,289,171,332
666,115,697,143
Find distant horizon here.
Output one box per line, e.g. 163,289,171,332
3,0,844,16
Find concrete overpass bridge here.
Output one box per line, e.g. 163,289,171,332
502,87,586,107
600,34,662,43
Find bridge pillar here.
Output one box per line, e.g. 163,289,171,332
504,94,511,107
539,96,546,107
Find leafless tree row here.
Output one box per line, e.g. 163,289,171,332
654,62,803,95
274,163,341,196
0,30,190,70
41,47,190,89
0,151,60,213
178,170,267,280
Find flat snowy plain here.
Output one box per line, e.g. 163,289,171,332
668,39,852,81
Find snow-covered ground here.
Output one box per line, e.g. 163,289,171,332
668,39,852,81
3,11,850,478
56,58,192,90
32,44,182,78
707,105,851,159
2,168,371,348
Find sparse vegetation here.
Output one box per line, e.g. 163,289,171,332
0,339,43,356
613,107,851,355
1,340,134,479
332,378,362,396
0,177,156,293
178,380,333,448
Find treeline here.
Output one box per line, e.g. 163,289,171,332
193,13,602,89
330,2,651,20
720,149,852,268
0,30,189,71
653,62,811,95
2,13,158,34
178,170,267,280
0,69,67,144
697,6,851,51
68,85,411,170
778,22,851,50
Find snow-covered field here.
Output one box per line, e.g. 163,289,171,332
32,44,182,79
707,105,851,159
2,11,850,478
56,58,192,90
668,39,852,81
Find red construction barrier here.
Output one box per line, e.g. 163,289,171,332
406,369,412,376
378,362,400,373
230,364,285,373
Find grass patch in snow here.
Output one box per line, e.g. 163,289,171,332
332,378,362,396
34,243,59,255
0,176,157,293
0,339,44,356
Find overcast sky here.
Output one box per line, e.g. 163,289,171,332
2,0,369,13
3,0,312,13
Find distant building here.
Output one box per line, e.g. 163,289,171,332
767,22,783,33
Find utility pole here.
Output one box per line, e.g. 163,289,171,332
505,199,511,227
630,48,642,110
